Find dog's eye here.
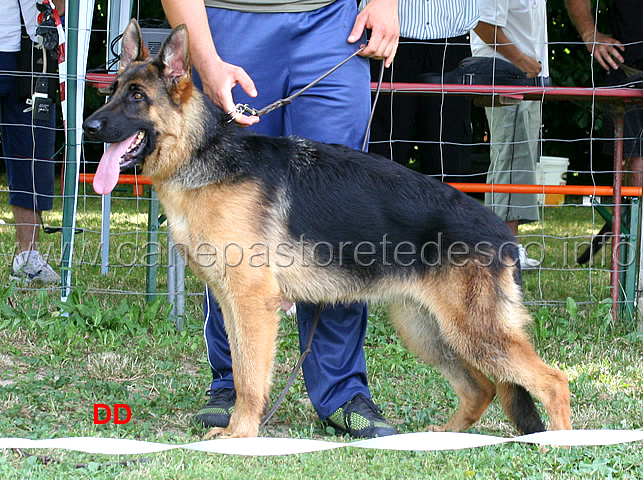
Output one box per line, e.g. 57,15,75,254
132,91,144,100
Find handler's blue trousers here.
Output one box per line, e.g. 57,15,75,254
197,0,373,420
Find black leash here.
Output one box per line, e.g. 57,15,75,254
227,47,385,156
227,46,367,122
259,304,323,429
363,59,385,152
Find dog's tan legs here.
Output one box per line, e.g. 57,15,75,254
438,314,571,431
203,286,281,439
497,343,571,431
436,312,571,431
425,367,496,432
389,303,496,432
420,265,572,432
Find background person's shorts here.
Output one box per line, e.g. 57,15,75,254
0,51,56,211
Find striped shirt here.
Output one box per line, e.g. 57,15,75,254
360,0,479,40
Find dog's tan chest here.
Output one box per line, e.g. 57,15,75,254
155,180,269,278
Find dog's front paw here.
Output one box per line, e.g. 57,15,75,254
424,424,448,432
203,424,259,439
203,427,230,440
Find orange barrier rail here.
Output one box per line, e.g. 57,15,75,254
451,183,642,196
78,174,641,197
79,173,150,196
79,173,152,185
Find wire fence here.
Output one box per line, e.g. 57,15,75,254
1,20,641,325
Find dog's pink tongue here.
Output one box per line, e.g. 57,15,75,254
93,134,137,195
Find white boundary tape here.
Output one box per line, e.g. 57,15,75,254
1,430,642,456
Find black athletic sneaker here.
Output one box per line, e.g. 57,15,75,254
195,388,236,428
325,394,398,438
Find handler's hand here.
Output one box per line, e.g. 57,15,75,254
582,31,625,71
514,54,543,78
200,58,259,127
348,0,399,67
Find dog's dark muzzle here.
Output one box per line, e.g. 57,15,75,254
83,116,107,140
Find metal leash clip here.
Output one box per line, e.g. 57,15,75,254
226,103,259,123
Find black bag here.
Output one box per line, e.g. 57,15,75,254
456,56,550,87
602,66,643,89
14,13,58,102
419,57,551,87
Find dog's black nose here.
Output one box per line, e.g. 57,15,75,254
83,117,106,138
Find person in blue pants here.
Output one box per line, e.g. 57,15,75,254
161,0,400,438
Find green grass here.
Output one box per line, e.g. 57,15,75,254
0,182,642,478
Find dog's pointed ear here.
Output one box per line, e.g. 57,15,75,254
158,25,191,86
119,19,150,72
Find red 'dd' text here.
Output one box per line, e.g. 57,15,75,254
93,403,132,424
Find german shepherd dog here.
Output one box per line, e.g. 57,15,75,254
84,20,571,439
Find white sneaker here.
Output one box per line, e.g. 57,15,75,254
10,250,61,284
518,244,540,270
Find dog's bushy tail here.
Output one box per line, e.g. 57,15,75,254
498,382,546,434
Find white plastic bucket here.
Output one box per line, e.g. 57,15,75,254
536,156,569,206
